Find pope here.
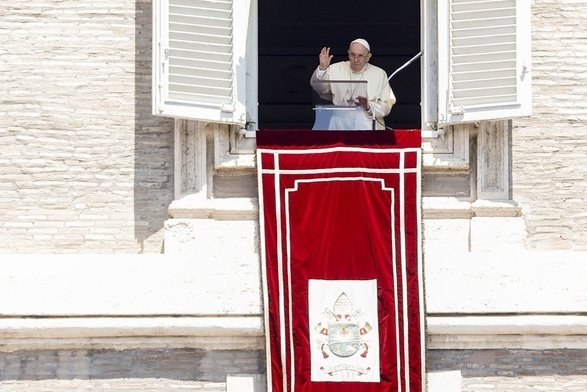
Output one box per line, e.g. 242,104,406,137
310,38,396,130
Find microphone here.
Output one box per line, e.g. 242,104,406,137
372,51,423,130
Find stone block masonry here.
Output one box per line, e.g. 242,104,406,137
2,0,587,253
0,348,265,382
1,348,586,392
427,349,587,378
429,349,587,391
0,1,175,253
513,1,587,251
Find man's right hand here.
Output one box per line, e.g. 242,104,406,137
319,47,333,71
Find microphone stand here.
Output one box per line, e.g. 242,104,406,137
372,51,423,130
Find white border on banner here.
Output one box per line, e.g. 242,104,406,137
257,146,424,392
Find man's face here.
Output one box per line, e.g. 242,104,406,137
348,43,371,72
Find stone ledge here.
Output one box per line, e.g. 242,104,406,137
423,197,522,219
215,154,256,171
0,336,265,352
168,195,524,220
0,316,265,352
0,316,264,339
168,195,259,219
429,315,587,335
427,315,587,350
3,314,586,353
471,200,523,217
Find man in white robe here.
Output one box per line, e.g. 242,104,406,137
310,38,396,130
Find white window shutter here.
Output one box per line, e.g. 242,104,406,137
437,0,532,126
152,0,250,125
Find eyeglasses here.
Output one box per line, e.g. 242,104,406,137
348,51,369,60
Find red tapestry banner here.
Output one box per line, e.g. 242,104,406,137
257,130,424,392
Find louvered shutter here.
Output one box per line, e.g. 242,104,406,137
437,0,531,125
153,0,250,125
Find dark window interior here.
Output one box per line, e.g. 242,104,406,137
258,0,421,130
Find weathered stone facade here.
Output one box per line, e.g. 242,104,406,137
1,0,586,391
1,2,586,253
512,0,587,251
0,0,174,254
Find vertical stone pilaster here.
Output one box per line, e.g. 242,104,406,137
175,119,211,199
477,120,511,200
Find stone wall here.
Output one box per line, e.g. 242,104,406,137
2,347,585,388
1,1,586,253
0,348,264,382
0,0,174,253
428,349,587,378
1,0,587,389
512,0,587,250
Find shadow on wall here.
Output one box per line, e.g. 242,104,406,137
0,348,266,381
133,1,175,253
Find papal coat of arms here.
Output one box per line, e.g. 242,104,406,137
315,292,373,360
309,279,380,382
310,289,379,381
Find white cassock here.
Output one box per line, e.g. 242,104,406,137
310,61,396,130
